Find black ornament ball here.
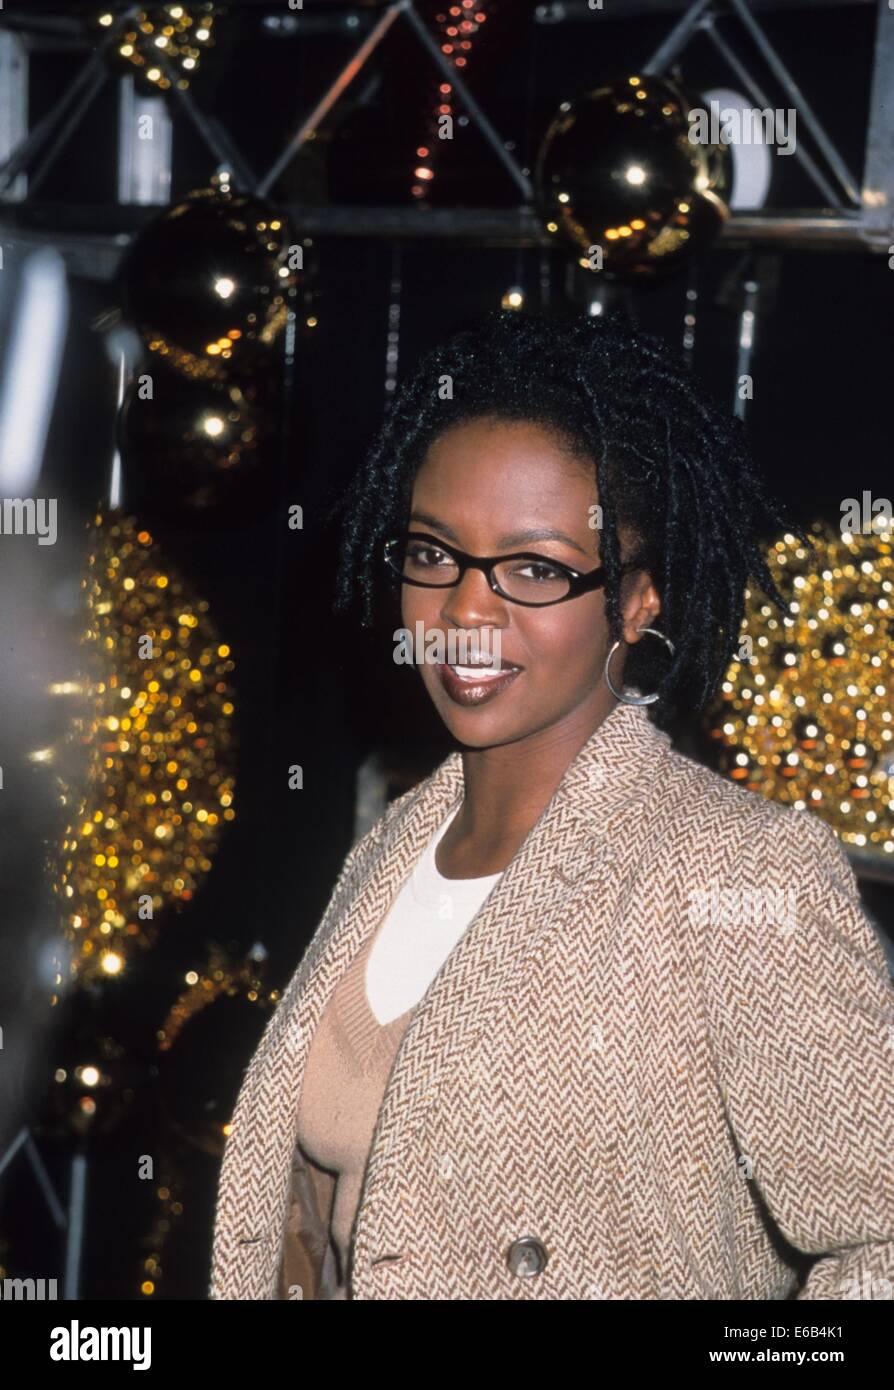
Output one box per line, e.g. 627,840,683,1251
536,74,731,281
118,186,298,381
117,365,279,525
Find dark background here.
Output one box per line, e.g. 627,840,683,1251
0,0,891,1300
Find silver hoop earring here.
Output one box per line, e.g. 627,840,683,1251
603,627,675,706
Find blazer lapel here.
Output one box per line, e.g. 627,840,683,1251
357,699,674,1181
221,698,673,1291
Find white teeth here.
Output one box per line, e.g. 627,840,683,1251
449,664,515,681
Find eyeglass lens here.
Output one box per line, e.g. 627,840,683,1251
392,536,572,604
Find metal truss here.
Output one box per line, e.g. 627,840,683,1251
0,0,891,278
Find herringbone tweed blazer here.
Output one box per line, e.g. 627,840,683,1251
210,699,894,1300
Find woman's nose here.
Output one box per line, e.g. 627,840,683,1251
440,565,508,630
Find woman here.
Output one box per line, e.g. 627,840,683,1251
211,310,894,1300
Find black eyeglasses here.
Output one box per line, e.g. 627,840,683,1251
383,531,641,608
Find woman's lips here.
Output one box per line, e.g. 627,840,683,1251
435,662,522,707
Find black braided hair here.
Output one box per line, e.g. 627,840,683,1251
328,308,811,723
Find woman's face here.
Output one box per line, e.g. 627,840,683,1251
399,414,660,751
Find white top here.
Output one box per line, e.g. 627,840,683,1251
364,799,504,1025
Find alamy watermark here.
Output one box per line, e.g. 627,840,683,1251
840,491,893,535
49,1321,151,1369
687,881,799,936
837,1272,893,1300
1,1275,57,1299
688,101,796,156
0,497,57,545
392,623,503,667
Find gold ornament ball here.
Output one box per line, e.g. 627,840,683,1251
707,518,894,859
54,511,237,988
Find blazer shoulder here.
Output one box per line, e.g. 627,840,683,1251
657,741,843,871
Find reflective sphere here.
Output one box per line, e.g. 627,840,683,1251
118,186,298,380
536,74,731,281
117,365,279,524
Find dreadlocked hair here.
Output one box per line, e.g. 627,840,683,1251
329,308,811,725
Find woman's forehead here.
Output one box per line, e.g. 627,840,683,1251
417,416,596,491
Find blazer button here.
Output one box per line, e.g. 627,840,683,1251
506,1236,549,1278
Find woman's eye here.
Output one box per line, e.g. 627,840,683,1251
513,561,562,583
407,544,449,566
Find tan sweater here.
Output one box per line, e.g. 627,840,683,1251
282,923,415,1299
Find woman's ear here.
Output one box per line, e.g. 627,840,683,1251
621,573,662,645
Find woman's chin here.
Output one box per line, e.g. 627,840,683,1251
426,683,529,749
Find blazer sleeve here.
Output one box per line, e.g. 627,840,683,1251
702,805,894,1300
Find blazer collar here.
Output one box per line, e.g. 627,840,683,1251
384,694,673,850
291,697,673,1037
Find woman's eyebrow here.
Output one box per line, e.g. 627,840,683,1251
497,526,590,556
409,512,590,557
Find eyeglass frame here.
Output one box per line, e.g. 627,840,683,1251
382,530,645,609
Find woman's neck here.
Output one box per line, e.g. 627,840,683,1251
437,692,619,876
